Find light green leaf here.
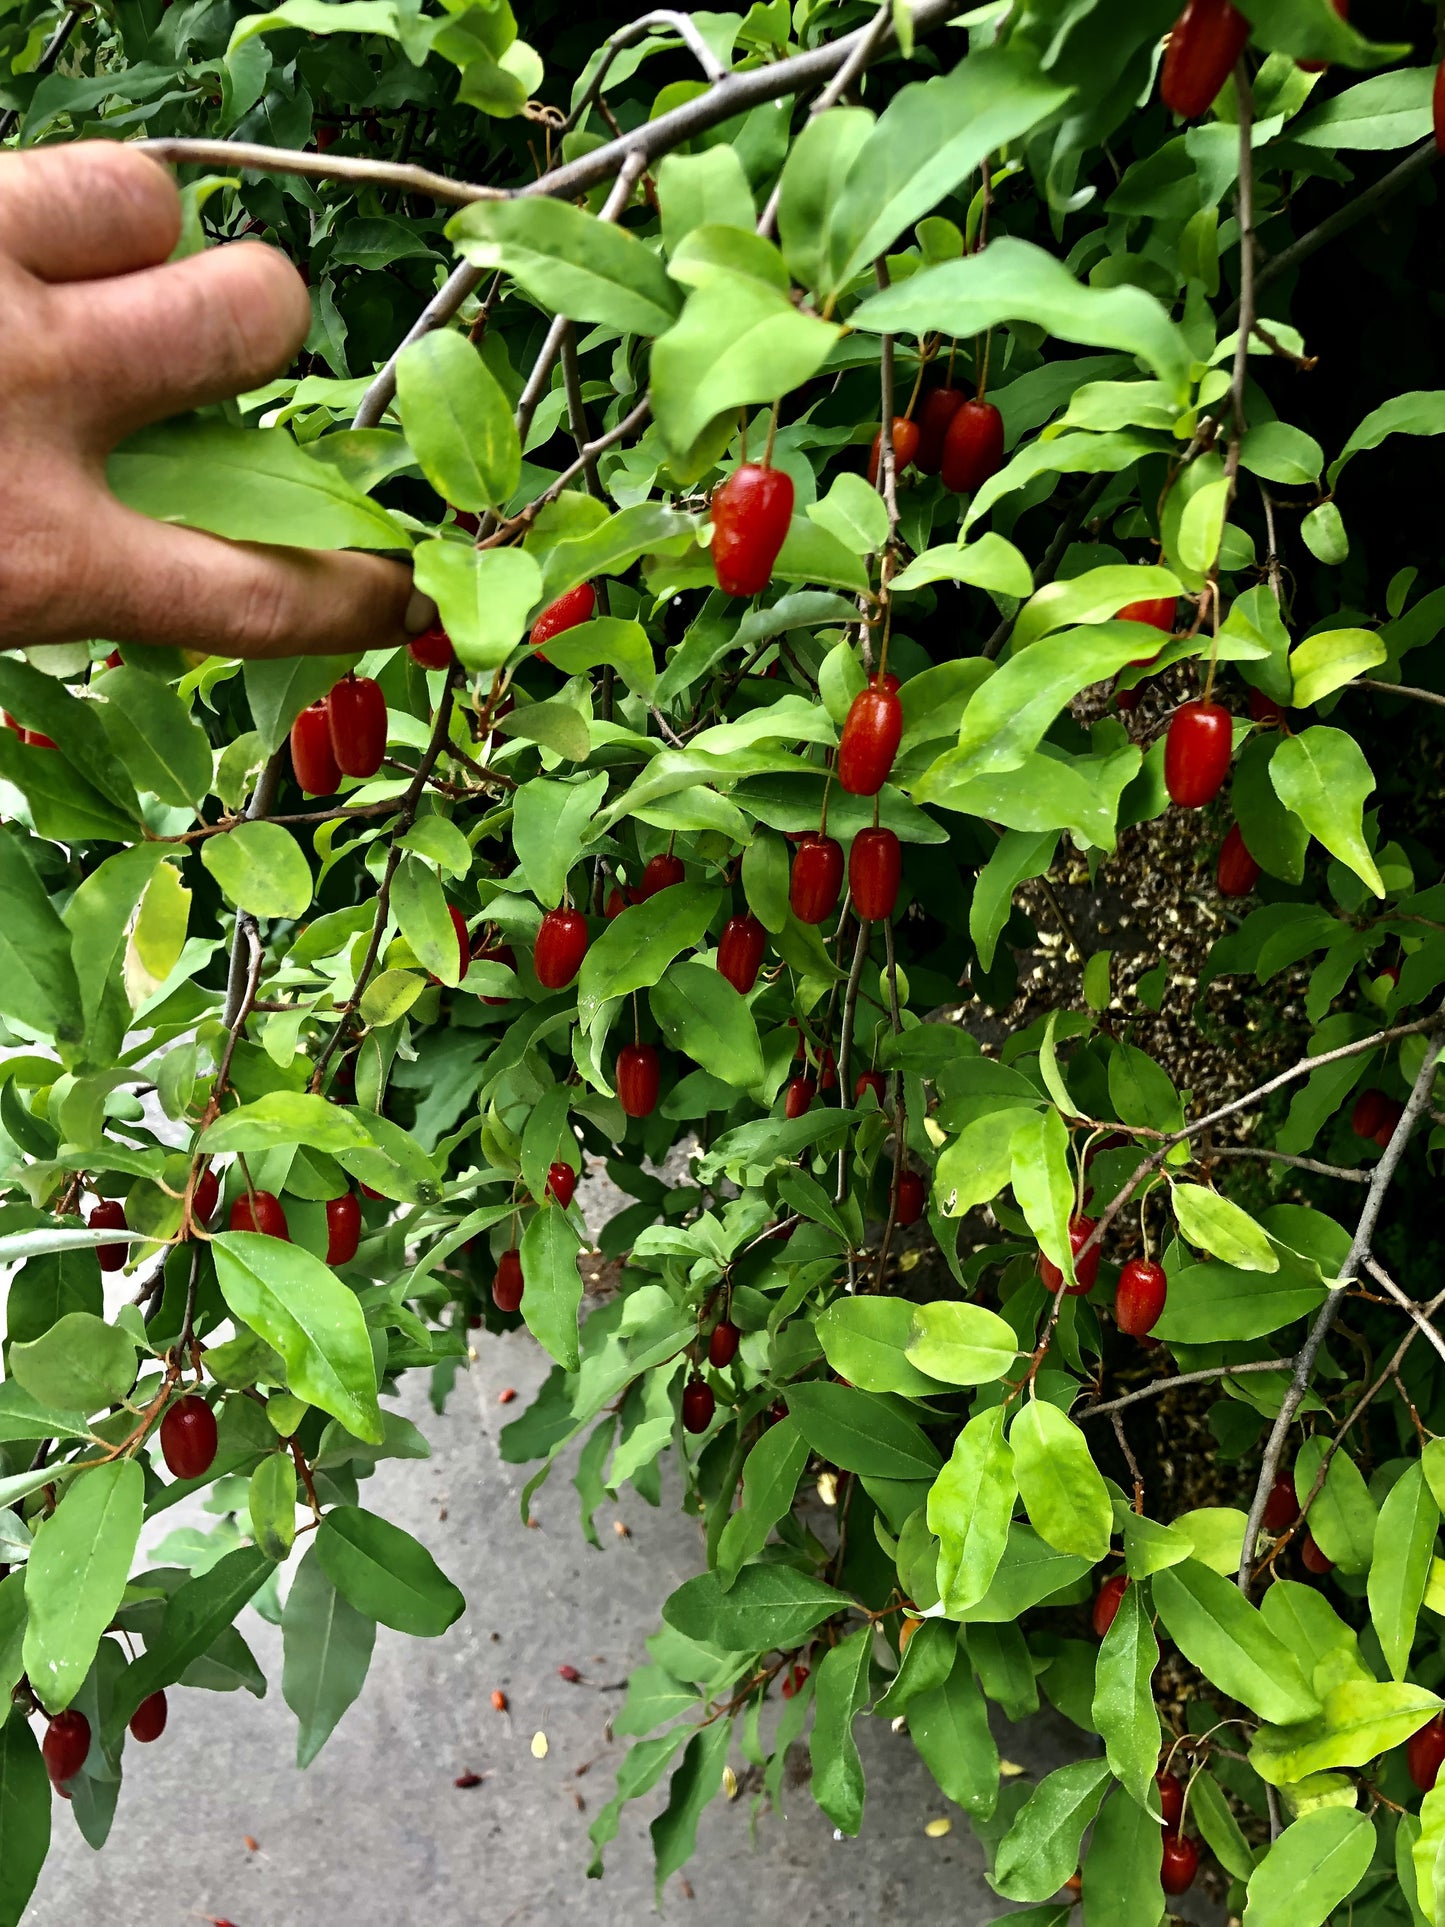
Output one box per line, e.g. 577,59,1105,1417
1171,1183,1278,1272
316,1505,464,1636
22,1460,143,1712
1293,66,1435,148
202,1091,375,1156
891,533,1033,598
1295,1436,1378,1575
1010,564,1182,651
1010,1108,1077,1289
650,959,764,1089
447,197,681,338
412,540,541,675
10,1313,137,1416
928,1405,1017,1615
908,1649,998,1816
786,1382,940,1481
992,1758,1113,1902
1368,1462,1438,1681
717,1418,810,1586
395,328,520,513
94,666,213,807
904,1301,1018,1385
1290,627,1386,708
1010,1399,1113,1562
201,820,313,919
1092,1582,1162,1810
537,616,657,700
1243,1807,1376,1927
809,1626,872,1835
1153,1560,1319,1725
249,1451,297,1562
577,885,722,1031
520,1204,584,1372
1269,727,1384,896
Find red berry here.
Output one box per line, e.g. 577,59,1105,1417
711,464,795,597
616,1042,660,1119
682,1376,715,1434
103,650,123,669
855,1070,886,1106
325,1192,361,1266
192,1169,220,1226
534,908,589,990
940,398,1005,495
895,1171,927,1226
1155,1770,1185,1830
708,1320,740,1368
638,852,685,899
866,416,921,487
839,682,904,797
326,675,387,780
915,387,966,475
1161,0,1250,119
1040,1217,1100,1295
545,1162,577,1208
1092,1573,1128,1637
25,730,56,749
1115,1257,1167,1336
229,1190,290,1239
717,914,766,995
556,1663,582,1683
1261,1474,1297,1534
89,1199,127,1273
789,834,844,925
1118,597,1176,632
315,120,339,151
530,582,596,661
129,1691,168,1745
1115,678,1142,713
1301,1531,1334,1574
1165,701,1233,808
289,700,341,796
604,886,628,920
783,1076,816,1120
493,1247,524,1314
1408,1713,1445,1792
408,624,454,670
818,1047,838,1091
471,939,515,1006
1249,687,1285,724
159,1395,219,1481
849,826,902,921
1352,1087,1388,1139
780,1662,808,1699
42,1710,90,1784
1217,823,1261,897
1160,1831,1199,1896
1373,1098,1405,1148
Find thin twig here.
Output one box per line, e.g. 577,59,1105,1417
136,139,502,206
566,7,728,134
1357,679,1445,711
1362,1256,1445,1370
1206,1145,1370,1183
220,754,282,1027
1077,1359,1294,1422
835,923,870,1215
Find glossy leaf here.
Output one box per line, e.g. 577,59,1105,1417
315,1506,465,1636
1010,1399,1113,1563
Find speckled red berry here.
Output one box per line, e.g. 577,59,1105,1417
160,1395,218,1481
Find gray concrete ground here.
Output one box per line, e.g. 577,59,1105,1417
28,1321,1089,1926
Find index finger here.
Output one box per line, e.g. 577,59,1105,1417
0,142,180,282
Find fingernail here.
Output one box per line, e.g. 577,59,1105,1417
405,588,438,636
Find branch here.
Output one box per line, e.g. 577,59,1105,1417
1206,1145,1370,1184
1357,678,1445,711
134,139,501,207
565,6,728,133
220,753,282,1028
1362,1256,1445,1371
1077,1358,1294,1422
1236,1026,1445,1595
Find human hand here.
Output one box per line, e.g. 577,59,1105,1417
0,141,433,658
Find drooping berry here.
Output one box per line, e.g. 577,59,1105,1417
129,1691,168,1745
708,1320,740,1369
1261,1474,1297,1534
42,1710,91,1784
1118,597,1176,632
408,624,455,670
545,1162,577,1208
530,582,596,661
1372,1098,1405,1148
159,1395,219,1481
717,914,767,996
895,1171,927,1225
789,834,844,925
1164,701,1233,808
849,826,902,921
1161,0,1251,120
1301,1532,1334,1574
493,1247,524,1314
866,416,921,487
1351,1087,1388,1140
327,674,387,779
1115,1257,1167,1336
638,852,685,899
1092,1573,1129,1637
711,464,795,598
780,1662,809,1699
534,908,589,989
616,1042,661,1119
192,1169,220,1226
604,887,628,920
1249,687,1286,725
839,681,904,797
915,387,966,474
229,1190,290,1239
1159,1831,1199,1897
290,700,341,796
325,1192,362,1266
783,1077,816,1120
1155,1770,1185,1831
89,1199,128,1273
818,1047,838,1090
1408,1713,1445,1792
1217,823,1261,898
681,1375,715,1434
854,1070,886,1106
940,398,1005,496
1040,1216,1101,1295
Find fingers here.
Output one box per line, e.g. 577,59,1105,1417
83,500,431,660
70,242,313,440
0,142,181,282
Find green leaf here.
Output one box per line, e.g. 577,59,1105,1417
905,1301,1019,1385
202,1092,375,1157
447,198,682,338
0,1712,50,1927
201,821,314,919
1290,627,1387,708
1242,1808,1376,1927
395,328,520,513
412,540,542,676
1368,1461,1438,1680
1239,420,1324,488
10,1313,137,1415
392,855,460,986
22,1460,143,1712
577,885,722,1030
519,1203,584,1372
1010,564,1183,651
657,147,755,253
1152,1560,1319,1724
539,616,657,701
1153,1254,1326,1344
243,655,351,757
1191,1767,1257,1882
248,1451,297,1562
970,829,1059,975
1293,66,1435,148
109,420,406,551
212,1232,382,1444
1171,1183,1278,1272
1010,1108,1077,1290
816,1299,948,1396
809,1625,872,1835
1269,727,1383,896
650,959,764,1090
909,1648,999,1817
650,1718,731,1902
786,1382,941,1481
808,472,889,557
1010,1399,1113,1562
1301,500,1349,565
110,1546,273,1732
1295,1436,1378,1574
281,1543,377,1768
0,830,84,1044
992,1758,1113,1902
662,1564,846,1652
716,1418,810,1587
650,275,840,457
1092,1582,1161,1810
927,1406,1017,1615
94,666,213,807
775,105,873,295
891,533,1033,599
853,237,1192,403
1082,1790,1163,1927
536,503,699,608
315,1506,465,1636
1414,1782,1445,1924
